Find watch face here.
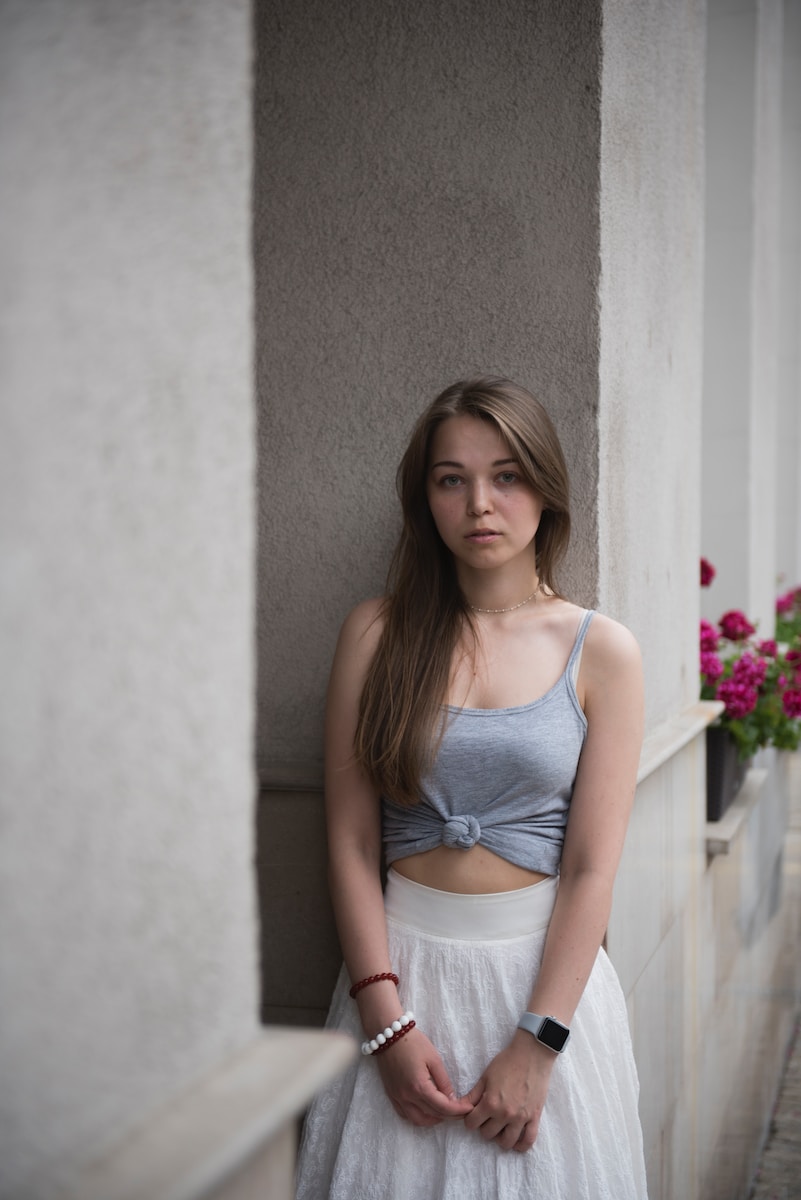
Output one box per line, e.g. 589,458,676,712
539,1017,570,1052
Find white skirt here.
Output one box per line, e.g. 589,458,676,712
295,871,648,1200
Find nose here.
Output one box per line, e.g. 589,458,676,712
467,480,493,516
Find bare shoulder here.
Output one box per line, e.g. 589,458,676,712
339,595,385,642
334,596,387,671
581,612,643,715
584,611,642,672
327,597,387,731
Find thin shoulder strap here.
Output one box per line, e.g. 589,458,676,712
568,609,595,687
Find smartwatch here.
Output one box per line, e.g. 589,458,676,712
517,1011,571,1053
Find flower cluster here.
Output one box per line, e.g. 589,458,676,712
700,561,801,759
700,557,716,588
776,586,801,643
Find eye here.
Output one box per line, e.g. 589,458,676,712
497,471,519,485
439,474,462,488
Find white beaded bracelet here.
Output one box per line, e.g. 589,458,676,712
361,1010,415,1056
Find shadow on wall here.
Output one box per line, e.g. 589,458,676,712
257,788,342,1027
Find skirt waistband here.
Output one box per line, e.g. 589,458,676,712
384,868,558,939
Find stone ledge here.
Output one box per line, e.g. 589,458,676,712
637,700,723,784
69,1027,356,1200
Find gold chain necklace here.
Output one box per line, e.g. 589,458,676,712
468,583,541,614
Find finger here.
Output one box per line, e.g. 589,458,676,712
420,1087,474,1119
513,1116,540,1153
467,1103,522,1145
513,1123,537,1152
425,1058,475,1115
495,1120,528,1152
476,1116,506,1142
462,1079,486,1107
417,1076,474,1119
462,1098,505,1140
463,1095,491,1132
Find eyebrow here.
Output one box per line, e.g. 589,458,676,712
429,457,519,471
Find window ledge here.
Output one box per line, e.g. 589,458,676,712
637,700,723,784
70,1027,356,1200
706,767,769,858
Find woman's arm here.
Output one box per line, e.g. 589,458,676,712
325,600,473,1126
463,614,644,1152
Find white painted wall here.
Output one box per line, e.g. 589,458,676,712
777,0,801,586
0,3,258,1197
749,0,784,626
599,0,707,724
611,732,801,1200
702,0,796,632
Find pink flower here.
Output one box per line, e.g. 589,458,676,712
776,591,795,615
700,620,720,653
757,639,778,658
732,652,767,688
700,558,716,588
786,650,801,680
716,679,759,719
782,688,801,719
719,610,756,641
701,651,724,683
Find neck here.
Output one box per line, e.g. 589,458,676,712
464,579,542,615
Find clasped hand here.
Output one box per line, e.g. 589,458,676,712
377,1029,554,1153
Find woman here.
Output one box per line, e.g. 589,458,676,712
295,377,648,1199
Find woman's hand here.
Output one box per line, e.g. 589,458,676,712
461,1031,556,1152
375,1028,475,1127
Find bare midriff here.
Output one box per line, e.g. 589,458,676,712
391,843,552,894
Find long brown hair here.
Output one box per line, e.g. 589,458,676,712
354,377,571,805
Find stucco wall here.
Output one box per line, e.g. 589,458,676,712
598,0,706,724
0,3,258,1196
702,0,789,630
777,0,801,585
255,0,606,784
749,0,783,627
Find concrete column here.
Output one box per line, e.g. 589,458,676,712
750,0,784,622
0,3,258,1196
777,0,801,586
599,0,706,724
702,0,787,631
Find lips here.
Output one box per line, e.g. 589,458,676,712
466,528,501,542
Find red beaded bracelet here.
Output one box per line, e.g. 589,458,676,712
373,1019,416,1056
349,972,399,999
361,1012,416,1056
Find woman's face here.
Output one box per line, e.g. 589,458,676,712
425,415,544,575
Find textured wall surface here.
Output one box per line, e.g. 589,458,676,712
777,0,801,584
747,0,784,627
702,0,757,621
254,0,605,780
598,0,706,724
0,2,258,1196
702,0,793,630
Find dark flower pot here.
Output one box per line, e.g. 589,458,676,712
706,725,749,822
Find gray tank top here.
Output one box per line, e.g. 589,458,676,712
382,610,593,876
